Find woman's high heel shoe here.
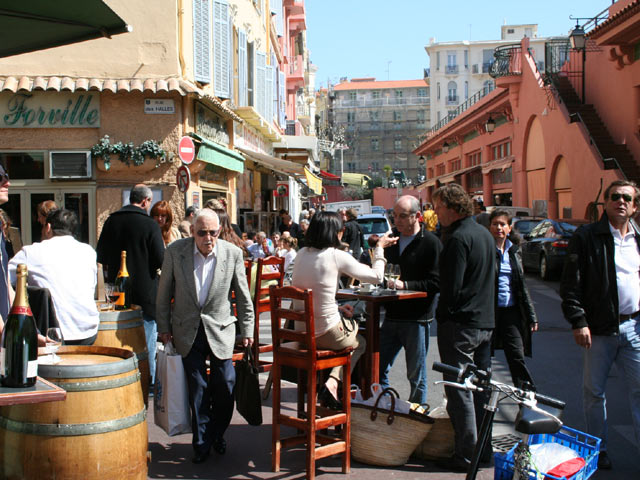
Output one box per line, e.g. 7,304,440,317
318,385,343,410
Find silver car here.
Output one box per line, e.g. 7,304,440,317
356,213,393,245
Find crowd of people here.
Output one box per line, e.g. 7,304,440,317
0,171,637,472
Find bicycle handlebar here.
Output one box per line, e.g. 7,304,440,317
433,361,463,380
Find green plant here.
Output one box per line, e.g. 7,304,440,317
91,135,167,170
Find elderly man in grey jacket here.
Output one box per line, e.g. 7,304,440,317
157,209,254,464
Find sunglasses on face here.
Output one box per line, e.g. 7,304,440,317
610,193,633,202
0,173,9,184
196,229,219,237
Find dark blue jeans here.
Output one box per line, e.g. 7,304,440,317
182,323,235,454
379,320,429,406
437,321,493,463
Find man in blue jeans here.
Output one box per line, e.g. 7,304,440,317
561,180,640,470
380,195,441,408
97,184,165,392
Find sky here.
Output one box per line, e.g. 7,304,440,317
305,0,611,88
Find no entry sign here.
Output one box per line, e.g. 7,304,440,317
178,136,196,164
176,165,191,193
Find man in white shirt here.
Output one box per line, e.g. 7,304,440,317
561,180,640,469
247,231,273,260
9,209,99,344
157,209,254,464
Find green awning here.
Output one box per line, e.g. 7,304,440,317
0,1,131,58
191,133,244,174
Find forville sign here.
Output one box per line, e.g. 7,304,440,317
0,92,100,128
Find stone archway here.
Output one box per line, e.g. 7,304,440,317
524,116,546,210
552,155,572,218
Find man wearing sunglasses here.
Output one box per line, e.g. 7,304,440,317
561,180,640,469
156,208,254,464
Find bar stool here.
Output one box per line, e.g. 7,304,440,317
253,256,285,371
269,285,352,480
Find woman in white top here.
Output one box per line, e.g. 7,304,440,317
291,211,394,409
281,236,297,272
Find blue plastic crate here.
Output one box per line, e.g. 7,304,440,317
494,426,601,480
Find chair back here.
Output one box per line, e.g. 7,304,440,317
254,256,285,315
269,285,316,358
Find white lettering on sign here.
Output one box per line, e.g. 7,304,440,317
144,99,175,115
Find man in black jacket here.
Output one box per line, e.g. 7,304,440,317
96,184,165,388
381,195,440,408
341,208,365,259
433,183,495,472
560,180,640,470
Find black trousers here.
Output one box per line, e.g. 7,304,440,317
183,323,235,454
496,306,535,389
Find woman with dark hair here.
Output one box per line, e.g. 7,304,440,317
291,211,394,408
150,201,180,246
217,210,249,259
489,209,539,389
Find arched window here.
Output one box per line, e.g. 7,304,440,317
447,81,457,103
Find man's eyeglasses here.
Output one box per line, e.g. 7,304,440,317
392,212,416,220
610,193,633,202
196,229,219,237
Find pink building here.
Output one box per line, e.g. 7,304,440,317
415,0,639,221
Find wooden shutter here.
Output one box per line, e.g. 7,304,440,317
266,64,274,122
256,51,266,118
213,0,230,98
279,70,286,127
193,0,211,84
272,0,284,37
238,30,248,106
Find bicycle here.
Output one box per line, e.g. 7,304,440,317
432,361,600,480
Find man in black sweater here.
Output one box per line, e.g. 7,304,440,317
96,184,165,388
381,195,440,408
433,183,495,472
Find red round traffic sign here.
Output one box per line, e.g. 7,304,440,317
178,136,196,164
176,165,191,193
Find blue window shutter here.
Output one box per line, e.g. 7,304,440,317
238,30,247,106
193,0,211,84
279,70,286,127
256,51,266,118
266,64,273,122
272,62,278,124
271,1,284,37
213,0,230,98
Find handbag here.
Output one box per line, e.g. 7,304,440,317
154,342,192,436
234,345,263,426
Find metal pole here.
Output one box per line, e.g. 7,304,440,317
340,148,344,179
582,48,586,104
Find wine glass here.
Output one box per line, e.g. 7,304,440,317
392,264,402,291
385,263,396,291
45,327,63,364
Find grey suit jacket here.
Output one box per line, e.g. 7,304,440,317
156,238,254,359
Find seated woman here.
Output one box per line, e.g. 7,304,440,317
291,211,394,409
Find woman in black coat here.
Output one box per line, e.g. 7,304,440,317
489,209,539,389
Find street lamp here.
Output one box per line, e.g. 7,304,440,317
442,141,450,153
569,22,586,50
485,116,496,133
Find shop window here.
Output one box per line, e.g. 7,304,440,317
492,167,512,184
0,151,46,180
467,169,483,188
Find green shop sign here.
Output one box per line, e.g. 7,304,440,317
0,91,100,128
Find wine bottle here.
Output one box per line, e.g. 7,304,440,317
115,250,132,310
1,264,38,388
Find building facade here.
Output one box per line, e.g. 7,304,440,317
319,78,430,183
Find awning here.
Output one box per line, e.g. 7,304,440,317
304,167,322,195
190,133,244,173
424,178,438,188
0,1,131,58
438,173,457,184
320,169,340,180
481,156,513,175
236,146,304,176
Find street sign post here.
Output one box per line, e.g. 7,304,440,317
178,136,195,164
176,165,190,193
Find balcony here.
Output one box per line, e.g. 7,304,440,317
284,0,305,16
445,64,459,74
490,44,522,79
333,96,429,108
482,62,494,73
446,95,459,105
286,55,304,90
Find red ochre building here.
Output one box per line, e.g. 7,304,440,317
414,0,640,220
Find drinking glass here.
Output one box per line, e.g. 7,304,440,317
385,263,397,290
45,327,63,364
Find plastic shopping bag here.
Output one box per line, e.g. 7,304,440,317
154,342,192,436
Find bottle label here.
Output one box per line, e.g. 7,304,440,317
27,360,38,378
9,306,34,316
0,349,4,376
114,292,125,306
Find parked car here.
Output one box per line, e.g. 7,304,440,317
356,213,393,244
371,205,386,215
512,217,542,237
521,218,588,280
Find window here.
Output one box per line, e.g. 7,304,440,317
369,111,380,122
394,137,402,150
449,158,461,172
482,49,494,72
464,50,468,69
447,81,457,103
467,169,483,188
483,80,494,94
372,90,381,99
393,111,402,122
447,52,456,66
436,163,445,176
347,162,356,172
349,91,357,101
347,112,356,124
437,82,440,100
417,88,427,97
417,110,426,126
492,140,512,160
492,167,512,184
507,28,515,34
1,151,45,179
238,30,248,106
371,162,379,171
437,111,441,123
464,81,468,100
395,90,403,98
436,51,441,70
467,151,482,167
371,137,380,151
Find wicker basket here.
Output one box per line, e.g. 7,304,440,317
351,388,434,466
413,404,455,460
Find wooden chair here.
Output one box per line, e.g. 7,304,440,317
252,256,285,371
269,285,352,480
232,259,254,363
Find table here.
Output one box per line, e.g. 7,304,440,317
0,377,66,406
336,288,427,398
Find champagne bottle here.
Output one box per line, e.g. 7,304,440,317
1,264,38,387
115,250,132,310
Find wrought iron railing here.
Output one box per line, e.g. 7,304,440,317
445,65,459,74
490,44,522,79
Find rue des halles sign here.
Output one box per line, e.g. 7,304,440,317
0,91,100,128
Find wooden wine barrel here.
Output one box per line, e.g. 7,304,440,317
0,346,148,480
94,304,150,406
